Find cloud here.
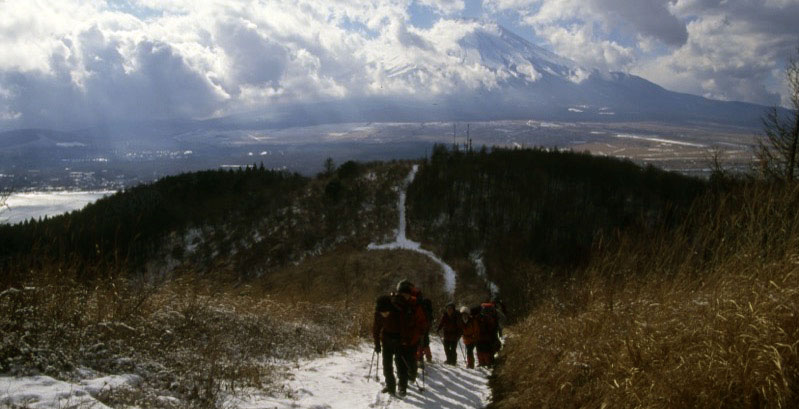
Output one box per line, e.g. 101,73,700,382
0,0,796,129
0,0,523,128
416,0,466,15
634,1,799,106
484,0,686,71
484,0,799,106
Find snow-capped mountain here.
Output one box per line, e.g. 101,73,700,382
238,21,766,129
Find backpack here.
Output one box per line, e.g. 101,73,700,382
480,302,498,320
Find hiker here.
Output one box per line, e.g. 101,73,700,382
476,302,500,367
461,306,480,369
373,295,405,396
488,296,507,337
437,302,462,365
417,297,433,366
375,280,427,397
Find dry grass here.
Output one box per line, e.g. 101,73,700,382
0,243,467,408
491,183,799,409
0,267,375,408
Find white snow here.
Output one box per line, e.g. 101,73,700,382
0,374,140,409
368,165,457,295
232,339,491,409
614,133,706,148
470,252,499,296
0,191,114,225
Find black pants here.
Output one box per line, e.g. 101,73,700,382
443,339,459,365
382,337,415,392
465,344,476,368
406,343,419,383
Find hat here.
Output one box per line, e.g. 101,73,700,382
460,306,470,314
396,279,414,294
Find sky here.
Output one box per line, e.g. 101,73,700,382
0,0,797,129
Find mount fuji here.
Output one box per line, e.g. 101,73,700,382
222,21,768,130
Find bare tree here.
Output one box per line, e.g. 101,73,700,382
0,189,9,222
756,46,799,182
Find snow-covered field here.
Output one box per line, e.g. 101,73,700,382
232,339,491,409
0,374,141,409
0,191,113,225
0,340,490,409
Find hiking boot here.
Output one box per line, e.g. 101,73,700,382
397,388,407,398
381,386,396,396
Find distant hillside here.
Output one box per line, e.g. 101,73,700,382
0,128,96,150
0,161,409,282
407,145,707,315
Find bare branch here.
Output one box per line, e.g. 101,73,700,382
755,45,799,182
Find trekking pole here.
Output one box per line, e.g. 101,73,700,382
375,350,380,381
399,354,425,393
422,356,426,391
367,350,376,381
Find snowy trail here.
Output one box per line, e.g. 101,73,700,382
368,165,457,295
234,338,491,409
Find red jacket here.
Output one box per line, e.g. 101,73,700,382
476,313,498,345
461,316,480,346
437,312,462,341
395,295,428,346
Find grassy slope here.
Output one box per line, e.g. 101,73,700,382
490,184,799,408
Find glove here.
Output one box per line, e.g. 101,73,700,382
375,344,381,353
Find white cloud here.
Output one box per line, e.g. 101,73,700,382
483,0,799,106
0,0,796,129
0,0,534,128
417,0,466,15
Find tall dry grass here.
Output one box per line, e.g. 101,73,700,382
0,268,373,408
1,244,466,407
491,183,799,409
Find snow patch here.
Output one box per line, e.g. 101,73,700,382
0,374,140,409
614,133,706,148
470,252,499,296
0,191,114,225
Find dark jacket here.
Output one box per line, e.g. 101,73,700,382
437,311,463,341
373,306,402,347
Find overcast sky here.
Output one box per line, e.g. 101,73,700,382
1,0,797,129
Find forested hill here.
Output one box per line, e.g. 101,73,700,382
0,161,409,283
407,145,707,315
1,147,709,293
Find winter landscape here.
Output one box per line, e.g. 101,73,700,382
2,1,799,408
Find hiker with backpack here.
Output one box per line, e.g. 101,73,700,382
476,302,501,367
373,280,428,397
437,302,462,365
461,306,481,369
373,295,406,397
396,280,429,385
